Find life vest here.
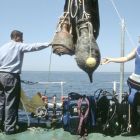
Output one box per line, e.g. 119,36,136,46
127,77,140,105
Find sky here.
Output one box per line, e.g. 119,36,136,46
0,0,140,72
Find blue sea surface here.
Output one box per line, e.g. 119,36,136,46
21,71,130,98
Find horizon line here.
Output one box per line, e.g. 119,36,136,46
22,70,132,73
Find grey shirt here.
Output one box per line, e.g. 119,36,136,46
0,40,49,74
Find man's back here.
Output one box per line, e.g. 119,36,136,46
0,41,24,73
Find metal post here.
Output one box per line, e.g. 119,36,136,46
113,81,117,95
119,18,125,103
61,82,64,97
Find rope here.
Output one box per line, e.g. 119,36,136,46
82,0,90,19
20,98,30,127
57,0,71,30
70,0,78,18
104,102,117,128
87,22,93,57
109,0,122,21
47,48,53,82
109,0,136,48
77,0,92,58
21,80,38,85
21,49,53,84
125,28,136,48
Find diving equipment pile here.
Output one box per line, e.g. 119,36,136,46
20,88,140,136
62,90,130,137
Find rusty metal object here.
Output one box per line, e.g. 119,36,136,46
52,17,75,56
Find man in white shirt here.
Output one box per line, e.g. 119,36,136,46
0,30,50,134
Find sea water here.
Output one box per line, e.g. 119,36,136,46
21,71,130,97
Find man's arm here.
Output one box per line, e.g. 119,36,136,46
20,42,50,53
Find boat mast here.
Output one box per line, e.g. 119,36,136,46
119,18,125,103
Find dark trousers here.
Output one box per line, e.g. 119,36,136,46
0,72,20,134
127,78,140,130
131,93,140,129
